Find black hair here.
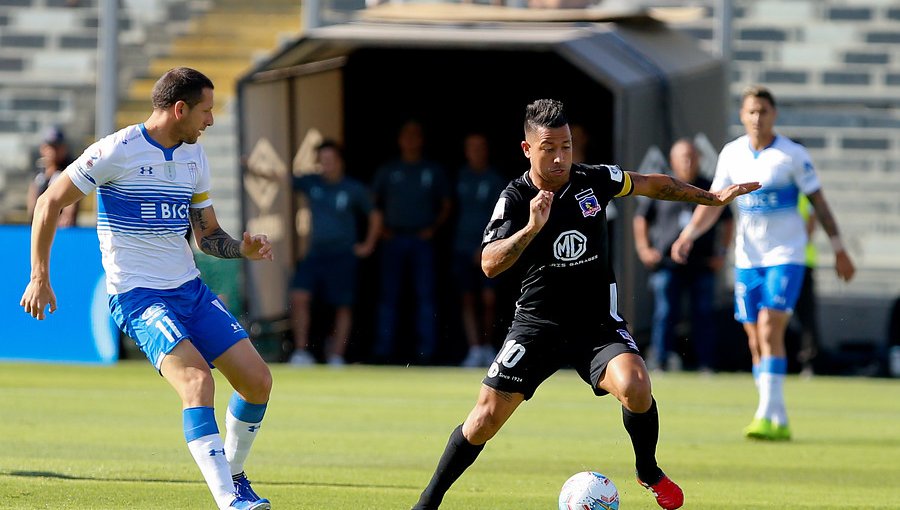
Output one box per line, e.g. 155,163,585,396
316,138,343,159
151,67,214,109
524,99,569,135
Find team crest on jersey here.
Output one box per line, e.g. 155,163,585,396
575,188,601,217
165,163,176,181
187,162,197,177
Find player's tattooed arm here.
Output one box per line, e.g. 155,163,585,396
482,228,539,278
199,229,242,259
483,190,551,278
189,207,242,259
629,172,760,206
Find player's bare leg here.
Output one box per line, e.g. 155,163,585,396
599,353,683,510
161,341,237,509
744,308,792,441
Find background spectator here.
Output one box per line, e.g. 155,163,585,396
27,126,78,227
289,140,382,367
453,132,506,367
371,119,451,364
634,138,733,372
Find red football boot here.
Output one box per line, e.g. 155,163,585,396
638,473,684,510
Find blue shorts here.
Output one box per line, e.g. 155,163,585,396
733,264,805,323
109,278,247,370
290,252,357,306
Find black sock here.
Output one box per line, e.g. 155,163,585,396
622,398,663,484
412,424,485,510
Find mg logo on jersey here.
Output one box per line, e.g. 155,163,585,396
553,230,587,261
139,166,153,175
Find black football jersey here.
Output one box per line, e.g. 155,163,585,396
482,163,634,325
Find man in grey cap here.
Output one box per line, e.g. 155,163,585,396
28,126,79,226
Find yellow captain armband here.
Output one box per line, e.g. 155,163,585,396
614,171,634,198
191,191,210,204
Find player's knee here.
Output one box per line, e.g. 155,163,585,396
178,368,215,405
618,378,653,413
248,366,273,403
233,365,273,404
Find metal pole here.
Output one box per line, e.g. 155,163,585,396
303,0,321,31
717,0,734,134
717,0,733,66
95,0,118,139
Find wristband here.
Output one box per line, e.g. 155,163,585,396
829,236,845,253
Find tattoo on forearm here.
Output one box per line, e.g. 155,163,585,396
199,228,242,258
656,176,717,204
489,230,536,272
505,231,536,258
189,208,208,232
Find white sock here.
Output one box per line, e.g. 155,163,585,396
224,392,267,476
187,433,236,509
768,373,787,425
755,357,788,424
754,372,772,420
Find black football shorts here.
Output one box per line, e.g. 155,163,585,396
482,317,641,400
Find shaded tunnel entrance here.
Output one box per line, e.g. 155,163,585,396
237,20,726,364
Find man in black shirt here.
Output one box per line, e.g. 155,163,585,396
410,99,759,510
634,138,734,373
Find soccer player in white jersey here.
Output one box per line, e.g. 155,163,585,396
672,85,855,441
21,68,274,510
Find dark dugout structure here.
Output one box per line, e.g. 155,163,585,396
237,8,728,364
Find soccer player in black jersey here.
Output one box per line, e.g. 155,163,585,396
410,99,760,510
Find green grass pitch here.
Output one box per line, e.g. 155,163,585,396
1,362,899,509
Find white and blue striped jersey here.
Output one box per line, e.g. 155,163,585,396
66,124,213,294
712,134,821,269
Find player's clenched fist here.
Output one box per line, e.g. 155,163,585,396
528,190,554,230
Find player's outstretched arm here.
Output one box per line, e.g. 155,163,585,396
482,190,552,278
189,206,272,261
21,174,86,320
628,172,760,206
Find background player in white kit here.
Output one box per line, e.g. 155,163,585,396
21,68,274,510
672,85,855,441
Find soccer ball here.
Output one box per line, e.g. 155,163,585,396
558,471,620,510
